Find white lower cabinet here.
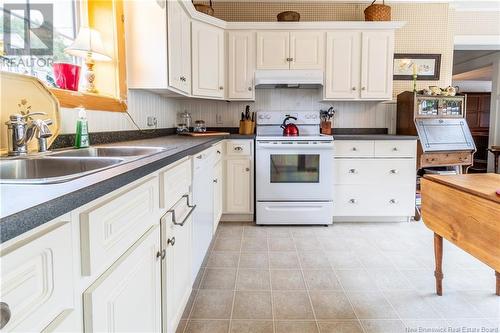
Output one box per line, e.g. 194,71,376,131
0,221,74,333
161,202,193,333
225,158,252,213
213,160,223,231
82,225,162,332
333,140,417,220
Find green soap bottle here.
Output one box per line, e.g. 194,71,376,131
75,108,90,148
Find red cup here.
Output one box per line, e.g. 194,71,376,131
53,63,81,91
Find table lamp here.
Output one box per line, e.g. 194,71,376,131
65,27,111,94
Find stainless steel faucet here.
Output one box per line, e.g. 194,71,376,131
5,112,53,156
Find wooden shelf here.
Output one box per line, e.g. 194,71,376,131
49,88,127,113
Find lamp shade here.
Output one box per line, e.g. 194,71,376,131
65,27,111,61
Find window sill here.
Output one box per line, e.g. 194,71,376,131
50,88,127,112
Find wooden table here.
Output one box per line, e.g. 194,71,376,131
421,173,500,296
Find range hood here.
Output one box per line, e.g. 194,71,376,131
254,70,324,88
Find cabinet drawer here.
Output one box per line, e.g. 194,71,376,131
420,152,472,167
1,223,73,332
226,140,252,156
333,185,415,217
160,158,192,210
80,177,158,276
212,142,224,164
334,140,374,157
374,140,416,157
334,159,416,185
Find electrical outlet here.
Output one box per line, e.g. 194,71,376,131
216,113,223,125
147,116,157,127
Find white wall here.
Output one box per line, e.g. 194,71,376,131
59,88,396,134
452,80,492,93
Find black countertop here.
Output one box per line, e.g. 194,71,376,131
0,134,252,243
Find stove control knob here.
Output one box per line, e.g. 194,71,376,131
305,114,311,119
258,114,264,119
265,115,271,119
312,114,318,119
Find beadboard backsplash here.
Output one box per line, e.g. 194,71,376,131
59,89,396,134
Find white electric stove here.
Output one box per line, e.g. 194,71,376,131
255,111,334,225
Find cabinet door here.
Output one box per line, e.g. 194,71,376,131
192,21,225,98
213,161,223,231
290,31,324,70
124,0,167,89
168,0,191,94
324,31,360,99
162,208,192,333
360,31,394,100
83,226,161,333
227,31,255,100
225,158,252,213
256,31,290,69
0,222,73,332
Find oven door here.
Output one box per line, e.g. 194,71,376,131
256,140,334,201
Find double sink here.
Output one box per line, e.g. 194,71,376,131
0,146,169,184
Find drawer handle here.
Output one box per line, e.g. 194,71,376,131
219,86,224,90
157,249,166,259
352,87,356,91
245,167,250,172
389,199,398,204
168,237,176,247
196,155,203,159
168,194,196,226
389,169,399,174
352,147,358,151
0,302,11,329
392,147,399,151
213,178,218,183
234,146,243,151
348,169,358,174
217,150,221,154
248,87,253,91
348,199,357,204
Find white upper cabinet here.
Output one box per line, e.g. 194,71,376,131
289,31,324,69
360,31,394,100
325,31,360,99
257,31,324,70
124,0,168,89
192,21,225,99
168,0,191,94
256,31,290,69
227,31,255,100
324,30,394,100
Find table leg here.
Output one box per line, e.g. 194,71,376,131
434,233,443,296
496,271,500,296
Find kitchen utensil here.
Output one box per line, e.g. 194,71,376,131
193,120,206,133
245,105,251,120
180,131,229,137
281,116,299,136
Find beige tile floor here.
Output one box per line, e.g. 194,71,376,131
178,222,500,333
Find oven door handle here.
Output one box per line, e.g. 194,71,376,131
256,143,334,150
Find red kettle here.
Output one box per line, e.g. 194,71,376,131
281,116,299,136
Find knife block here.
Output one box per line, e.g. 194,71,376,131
321,121,332,135
239,120,254,135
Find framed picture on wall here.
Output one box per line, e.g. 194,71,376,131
393,54,441,80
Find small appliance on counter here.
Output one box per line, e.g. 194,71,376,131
255,111,334,225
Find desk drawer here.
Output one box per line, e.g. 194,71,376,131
334,141,374,157
333,185,415,217
160,158,192,210
226,140,251,157
80,177,158,276
334,159,416,185
374,140,416,158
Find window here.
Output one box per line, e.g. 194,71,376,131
1,0,79,85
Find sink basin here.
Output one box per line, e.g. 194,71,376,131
0,157,125,184
49,146,167,158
